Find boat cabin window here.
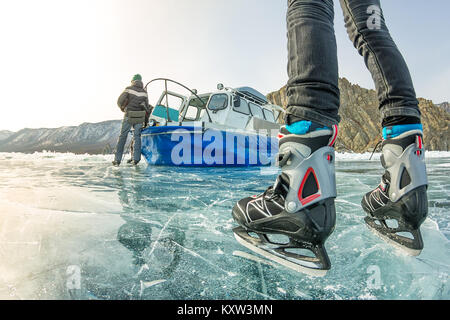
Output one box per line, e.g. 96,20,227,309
263,109,276,122
233,98,250,115
183,106,199,121
162,94,184,111
249,102,265,120
184,96,208,120
208,94,228,111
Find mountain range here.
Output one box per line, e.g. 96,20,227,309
0,78,449,154
0,130,14,142
267,78,450,152
0,120,121,154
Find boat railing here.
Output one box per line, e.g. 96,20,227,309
145,78,213,123
223,87,268,107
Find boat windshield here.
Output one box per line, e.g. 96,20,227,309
189,96,209,109
263,109,276,122
249,102,265,119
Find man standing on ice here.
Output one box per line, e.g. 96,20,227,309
113,74,150,166
232,0,428,276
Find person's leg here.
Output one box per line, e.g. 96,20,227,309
114,118,132,164
232,0,338,276
133,123,143,163
340,0,428,254
286,0,340,127
339,0,420,126
127,139,135,164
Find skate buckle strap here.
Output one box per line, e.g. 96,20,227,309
277,151,292,167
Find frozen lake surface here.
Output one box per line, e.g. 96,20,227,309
0,152,449,300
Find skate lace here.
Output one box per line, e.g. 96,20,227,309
260,185,284,210
369,140,383,161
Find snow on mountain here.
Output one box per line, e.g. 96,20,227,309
0,120,122,154
0,130,14,142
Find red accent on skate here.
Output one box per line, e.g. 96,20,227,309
278,134,285,140
301,193,321,206
417,136,423,149
298,167,321,206
327,125,338,147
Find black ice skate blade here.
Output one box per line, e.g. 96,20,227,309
233,227,329,277
365,217,423,257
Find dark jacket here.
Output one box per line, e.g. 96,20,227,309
117,80,150,113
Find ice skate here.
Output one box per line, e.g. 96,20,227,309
112,160,121,167
362,126,428,256
232,122,338,277
127,159,139,166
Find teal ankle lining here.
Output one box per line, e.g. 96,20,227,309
285,121,330,135
383,124,423,139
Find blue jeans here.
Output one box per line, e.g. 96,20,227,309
286,0,421,127
114,118,143,163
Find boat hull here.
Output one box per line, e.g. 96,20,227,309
141,126,278,167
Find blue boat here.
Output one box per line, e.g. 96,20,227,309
141,80,284,167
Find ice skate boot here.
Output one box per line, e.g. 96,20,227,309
232,122,338,277
127,159,139,166
362,125,428,256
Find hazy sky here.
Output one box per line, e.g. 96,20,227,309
1,0,449,131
